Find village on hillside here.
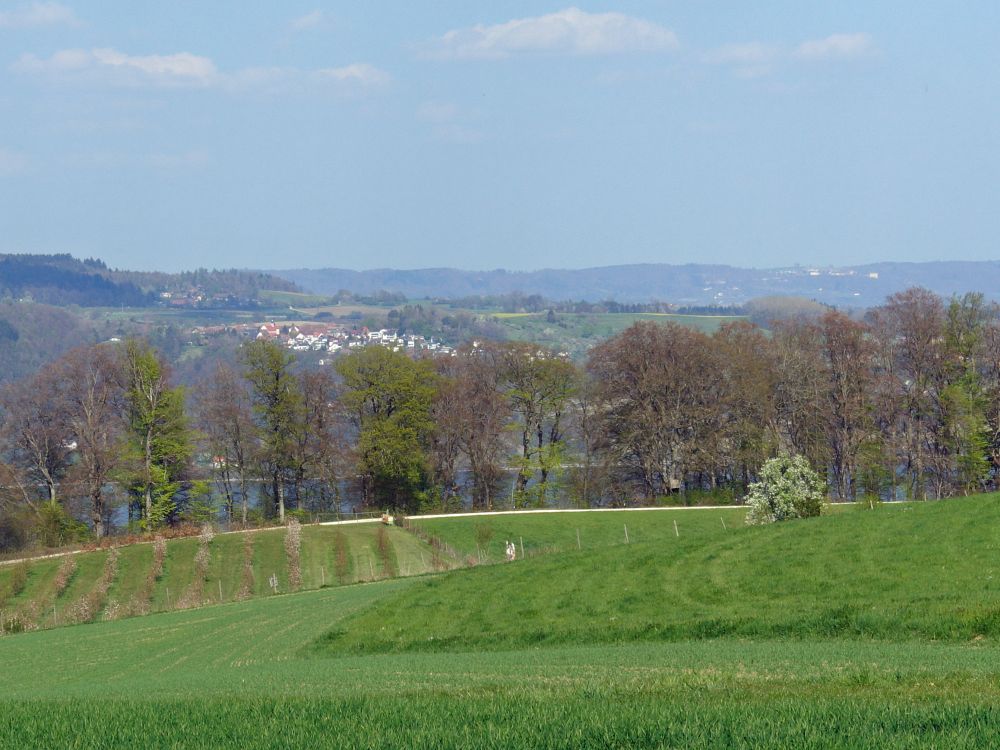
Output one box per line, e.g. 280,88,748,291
189,321,456,361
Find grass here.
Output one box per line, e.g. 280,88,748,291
4,583,1000,746
412,507,748,561
493,312,746,358
258,289,335,308
6,498,1000,746
332,497,1000,653
0,522,444,630
104,543,153,612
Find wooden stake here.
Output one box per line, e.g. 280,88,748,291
576,528,581,550
218,579,223,602
624,524,629,544
519,537,524,559
674,520,679,537
721,517,727,531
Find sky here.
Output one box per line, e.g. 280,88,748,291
0,2,998,272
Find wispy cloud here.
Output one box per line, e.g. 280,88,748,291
428,7,678,60
793,33,876,61
66,149,210,171
13,48,217,85
0,149,29,175
417,101,460,124
705,32,877,78
288,10,327,33
0,2,78,29
12,48,391,91
703,42,778,66
416,101,484,144
318,63,390,86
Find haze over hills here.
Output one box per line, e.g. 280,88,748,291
274,261,1000,307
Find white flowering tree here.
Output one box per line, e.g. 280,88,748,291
745,454,826,525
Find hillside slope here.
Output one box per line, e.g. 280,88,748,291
327,496,1000,653
0,523,451,633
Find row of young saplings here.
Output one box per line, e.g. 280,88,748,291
0,521,402,635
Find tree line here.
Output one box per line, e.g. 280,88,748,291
2,286,1000,551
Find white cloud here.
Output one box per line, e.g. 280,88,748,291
12,47,390,92
0,2,78,29
703,33,877,78
289,10,326,32
13,47,217,85
793,33,875,61
430,7,678,60
317,63,390,86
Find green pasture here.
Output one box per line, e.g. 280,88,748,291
258,288,335,308
5,498,1000,746
0,523,443,630
336,497,1000,653
412,507,748,561
491,311,746,358
2,578,1000,747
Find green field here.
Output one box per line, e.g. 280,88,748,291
0,522,447,631
491,312,747,358
5,500,1000,747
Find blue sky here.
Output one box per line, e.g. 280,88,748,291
0,2,997,272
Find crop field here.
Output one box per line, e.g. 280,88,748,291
0,522,448,633
4,499,1000,747
491,311,747,358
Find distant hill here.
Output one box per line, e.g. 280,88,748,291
273,261,1000,307
0,254,301,310
0,254,151,307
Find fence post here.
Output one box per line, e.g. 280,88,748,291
624,524,629,544
674,520,679,537
576,528,581,550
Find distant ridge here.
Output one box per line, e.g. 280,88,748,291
272,261,1000,307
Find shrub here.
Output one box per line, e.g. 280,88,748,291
237,535,254,600
285,519,302,591
177,524,214,609
745,454,826,525
35,501,90,548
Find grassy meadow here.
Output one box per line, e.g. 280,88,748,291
4,499,1000,746
0,522,449,632
491,311,747,358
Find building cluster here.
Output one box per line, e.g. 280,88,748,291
189,322,455,360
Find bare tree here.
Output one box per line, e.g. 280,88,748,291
0,365,72,510
588,322,725,501
198,363,255,524
56,344,124,538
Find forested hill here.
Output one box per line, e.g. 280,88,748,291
0,254,300,308
274,261,1000,306
0,254,150,307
